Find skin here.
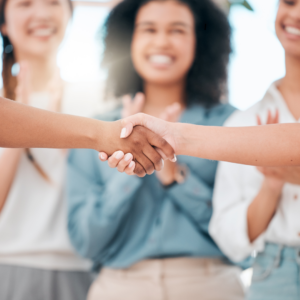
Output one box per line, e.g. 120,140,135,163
0,0,71,212
247,0,300,242
100,0,195,184
0,0,174,212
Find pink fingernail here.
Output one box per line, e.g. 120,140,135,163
100,153,106,160
171,155,177,162
115,151,124,159
124,153,132,161
129,161,135,168
120,128,127,138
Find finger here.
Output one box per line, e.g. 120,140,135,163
134,161,146,177
133,93,145,114
142,144,164,171
256,115,262,126
160,103,181,122
122,95,132,118
155,147,167,160
135,153,155,175
117,153,133,173
146,129,176,162
124,161,136,176
99,152,108,161
267,110,272,124
107,151,124,168
120,113,148,138
275,109,279,124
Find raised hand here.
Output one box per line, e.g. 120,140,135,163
121,93,145,118
256,109,284,190
15,61,30,105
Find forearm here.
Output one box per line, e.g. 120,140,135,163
0,148,23,212
0,97,109,150
247,181,281,242
175,123,300,166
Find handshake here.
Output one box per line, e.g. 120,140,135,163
97,105,181,177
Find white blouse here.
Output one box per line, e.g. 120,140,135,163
209,81,300,262
0,81,107,271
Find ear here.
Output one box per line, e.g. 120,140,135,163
1,24,7,36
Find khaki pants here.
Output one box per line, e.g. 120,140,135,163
88,258,245,300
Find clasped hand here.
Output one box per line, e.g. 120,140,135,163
99,94,180,177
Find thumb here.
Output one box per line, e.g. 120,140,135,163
120,113,146,138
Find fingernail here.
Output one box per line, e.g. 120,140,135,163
161,159,164,167
124,153,132,161
129,161,135,168
115,151,124,159
170,154,177,162
120,128,127,138
100,153,106,160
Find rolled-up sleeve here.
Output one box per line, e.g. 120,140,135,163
67,149,143,261
209,161,265,262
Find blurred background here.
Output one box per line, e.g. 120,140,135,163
0,0,285,111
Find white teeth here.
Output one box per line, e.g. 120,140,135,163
149,55,173,65
285,26,300,36
32,28,53,37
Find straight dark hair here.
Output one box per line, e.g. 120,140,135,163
102,0,231,107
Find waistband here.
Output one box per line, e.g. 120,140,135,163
101,257,240,279
263,243,300,260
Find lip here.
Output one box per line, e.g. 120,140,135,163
28,26,56,38
282,24,300,40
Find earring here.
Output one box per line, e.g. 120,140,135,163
4,44,13,54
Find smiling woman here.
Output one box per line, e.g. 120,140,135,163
0,0,97,299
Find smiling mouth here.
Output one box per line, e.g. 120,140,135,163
30,28,55,38
148,55,173,66
284,26,300,37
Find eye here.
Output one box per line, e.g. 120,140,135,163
171,29,185,34
283,0,296,5
49,0,60,5
17,0,31,7
143,28,156,34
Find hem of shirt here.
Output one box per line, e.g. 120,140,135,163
0,253,92,271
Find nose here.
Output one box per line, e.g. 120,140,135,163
152,30,170,49
289,3,300,23
32,1,52,20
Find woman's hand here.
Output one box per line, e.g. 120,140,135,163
100,121,175,177
121,93,145,118
15,61,30,105
155,103,182,185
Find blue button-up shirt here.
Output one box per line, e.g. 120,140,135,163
67,103,236,271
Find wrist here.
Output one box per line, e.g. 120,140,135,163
262,178,284,197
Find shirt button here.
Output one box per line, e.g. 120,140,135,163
294,194,298,200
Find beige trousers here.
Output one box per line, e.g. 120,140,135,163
87,258,245,300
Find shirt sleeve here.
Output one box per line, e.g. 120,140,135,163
166,169,213,233
209,161,265,262
66,149,143,260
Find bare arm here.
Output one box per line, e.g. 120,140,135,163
247,177,283,242
121,113,300,166
0,149,23,213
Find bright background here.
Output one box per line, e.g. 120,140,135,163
0,0,285,110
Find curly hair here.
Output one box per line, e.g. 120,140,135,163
102,0,231,107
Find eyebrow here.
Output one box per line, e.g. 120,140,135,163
135,21,191,28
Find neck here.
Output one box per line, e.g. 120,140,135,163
15,51,60,93
277,53,300,120
143,81,186,117
281,54,300,93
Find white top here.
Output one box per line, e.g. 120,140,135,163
0,81,106,270
209,81,300,262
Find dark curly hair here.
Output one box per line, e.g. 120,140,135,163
102,0,231,107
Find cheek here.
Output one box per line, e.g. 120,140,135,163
174,36,196,71
4,11,28,45
131,34,147,71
